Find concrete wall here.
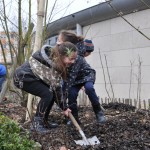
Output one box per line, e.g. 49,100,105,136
83,9,150,100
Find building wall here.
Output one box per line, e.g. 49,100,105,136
83,9,150,100
46,35,58,46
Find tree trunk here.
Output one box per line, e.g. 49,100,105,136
26,0,46,121
18,0,24,65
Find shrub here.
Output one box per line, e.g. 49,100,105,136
0,113,35,150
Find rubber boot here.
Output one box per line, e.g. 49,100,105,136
42,98,58,128
44,118,59,128
30,117,50,134
92,104,106,124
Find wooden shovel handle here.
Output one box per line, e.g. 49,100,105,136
68,112,82,131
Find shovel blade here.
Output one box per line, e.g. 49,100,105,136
74,136,100,146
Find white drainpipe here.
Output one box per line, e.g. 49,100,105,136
76,23,83,36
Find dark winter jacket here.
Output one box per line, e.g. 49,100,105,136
65,55,96,90
13,45,66,110
64,41,96,91
76,41,86,57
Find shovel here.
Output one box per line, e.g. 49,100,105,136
68,112,100,146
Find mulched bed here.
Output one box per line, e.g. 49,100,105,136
0,101,150,150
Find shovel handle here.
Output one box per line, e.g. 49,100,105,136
68,112,91,145
68,112,82,131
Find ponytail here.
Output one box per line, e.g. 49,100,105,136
59,30,84,44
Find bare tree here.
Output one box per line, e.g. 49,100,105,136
129,61,134,100
26,0,46,120
104,54,115,99
1,0,14,63
137,56,142,102
0,0,34,103
98,48,111,99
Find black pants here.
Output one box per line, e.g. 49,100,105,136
22,80,54,119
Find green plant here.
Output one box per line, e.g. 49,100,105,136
0,113,35,150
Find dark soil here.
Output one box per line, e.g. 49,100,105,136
0,101,150,150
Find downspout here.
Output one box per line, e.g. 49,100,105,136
76,23,83,36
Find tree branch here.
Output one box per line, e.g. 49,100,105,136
106,1,150,40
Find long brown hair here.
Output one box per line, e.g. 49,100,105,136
51,42,77,79
59,30,84,44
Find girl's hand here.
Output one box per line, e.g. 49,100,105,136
63,108,71,117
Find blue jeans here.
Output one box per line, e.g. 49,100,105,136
68,81,100,114
0,75,6,92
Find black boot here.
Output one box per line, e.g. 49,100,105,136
30,117,50,134
44,119,59,128
92,104,106,124
41,99,58,128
